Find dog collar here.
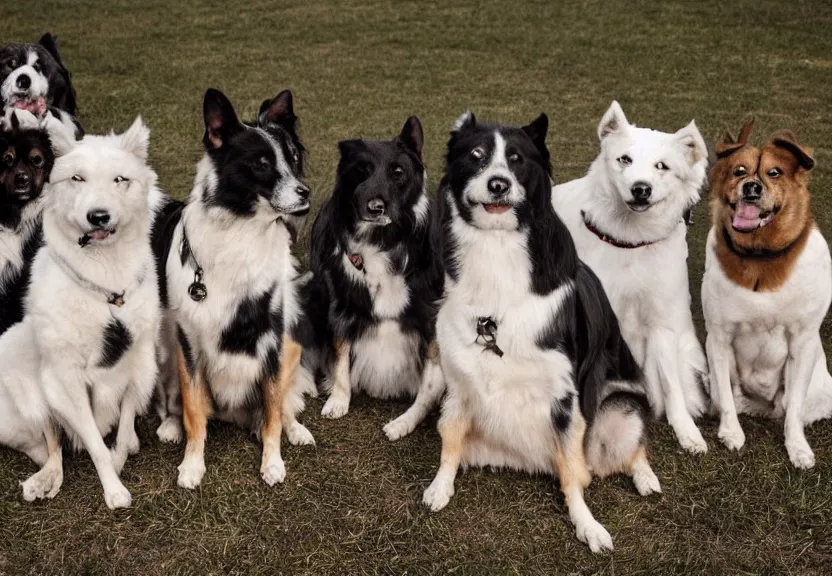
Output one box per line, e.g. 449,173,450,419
180,225,207,302
50,251,144,307
720,226,799,260
581,211,658,249
348,253,364,272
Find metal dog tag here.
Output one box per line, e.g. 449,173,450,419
475,316,503,357
189,269,207,302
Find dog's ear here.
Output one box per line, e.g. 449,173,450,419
258,89,297,132
38,33,78,116
337,139,363,159
522,113,548,150
38,33,65,67
674,120,708,165
120,116,150,160
598,101,628,140
397,116,424,158
716,118,754,159
452,110,476,132
203,88,242,151
770,130,815,171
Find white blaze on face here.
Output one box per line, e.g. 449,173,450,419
1,50,50,117
464,132,523,231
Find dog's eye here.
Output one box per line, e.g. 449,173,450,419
656,161,669,171
618,155,632,166
392,165,405,182
471,147,485,161
2,152,14,166
114,176,129,184
71,175,85,182
766,167,782,179
3,59,17,73
30,154,44,168
508,153,521,164
733,166,747,177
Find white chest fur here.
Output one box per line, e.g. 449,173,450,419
343,240,410,319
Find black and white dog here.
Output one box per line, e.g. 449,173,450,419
422,113,660,553
0,117,162,509
153,88,316,489
1,34,77,119
308,117,445,440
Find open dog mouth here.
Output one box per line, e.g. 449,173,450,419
481,202,512,214
729,201,777,233
78,227,116,247
9,94,47,117
626,201,651,213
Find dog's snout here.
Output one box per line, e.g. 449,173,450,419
87,209,111,227
487,176,510,197
14,172,30,188
15,74,31,91
367,198,385,216
742,181,763,203
296,184,311,200
630,181,652,202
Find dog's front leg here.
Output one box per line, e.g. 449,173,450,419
384,344,445,441
110,390,142,476
20,420,63,502
649,329,707,453
321,339,352,419
783,330,822,469
553,411,613,553
706,330,744,451
422,396,470,512
177,346,212,489
260,334,303,486
42,367,131,509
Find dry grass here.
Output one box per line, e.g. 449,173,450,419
1,0,832,574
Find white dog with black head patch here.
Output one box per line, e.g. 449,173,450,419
0,117,162,509
552,102,710,453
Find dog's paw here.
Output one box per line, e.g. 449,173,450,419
177,459,206,490
383,416,415,442
576,519,614,554
260,456,286,486
321,394,350,419
632,467,662,496
126,429,141,455
156,417,184,444
20,465,63,502
422,478,454,512
718,422,746,451
786,441,815,470
285,422,315,446
104,484,132,510
110,447,128,476
676,427,708,454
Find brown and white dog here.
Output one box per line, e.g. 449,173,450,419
702,119,832,468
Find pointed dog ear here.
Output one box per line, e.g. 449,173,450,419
202,88,243,151
452,110,476,132
770,130,815,171
675,120,708,166
598,101,628,140
716,118,754,159
120,116,151,160
258,89,296,132
397,115,424,158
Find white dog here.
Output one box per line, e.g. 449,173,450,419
552,101,710,453
0,116,162,508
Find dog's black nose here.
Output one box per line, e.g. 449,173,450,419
15,74,31,90
487,176,510,196
367,198,385,216
296,185,310,200
14,172,30,188
630,181,652,203
87,210,111,227
742,181,763,203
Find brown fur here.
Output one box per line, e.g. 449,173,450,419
710,120,815,292
260,335,302,476
178,347,212,466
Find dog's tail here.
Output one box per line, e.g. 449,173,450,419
584,389,649,478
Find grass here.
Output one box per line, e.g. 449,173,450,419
1,0,832,573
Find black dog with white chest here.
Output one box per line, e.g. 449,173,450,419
308,117,445,440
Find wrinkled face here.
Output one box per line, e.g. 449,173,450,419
711,127,814,236
446,113,550,231
0,127,53,206
337,137,425,231
202,89,310,222
0,38,74,117
47,120,155,248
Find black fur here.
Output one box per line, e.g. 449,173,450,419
0,217,42,334
177,324,195,375
97,319,133,368
305,116,443,386
441,113,648,427
149,197,184,308
219,289,274,357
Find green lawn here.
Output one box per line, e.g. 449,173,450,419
2,1,832,574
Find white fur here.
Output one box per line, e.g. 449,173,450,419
1,51,49,109
0,118,161,508
552,102,710,453
702,226,832,468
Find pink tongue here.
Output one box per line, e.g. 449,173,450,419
90,230,110,240
733,201,762,230
12,97,47,116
